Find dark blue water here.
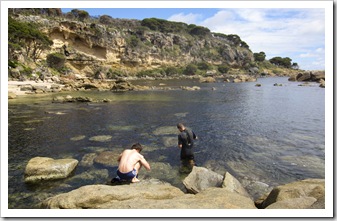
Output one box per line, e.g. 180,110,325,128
7,77,325,208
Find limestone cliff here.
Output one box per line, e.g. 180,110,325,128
10,9,256,79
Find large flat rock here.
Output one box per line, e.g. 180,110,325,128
24,157,78,183
40,180,256,209
41,180,185,209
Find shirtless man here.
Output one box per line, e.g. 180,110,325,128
116,143,151,183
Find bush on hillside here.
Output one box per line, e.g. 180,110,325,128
46,53,66,70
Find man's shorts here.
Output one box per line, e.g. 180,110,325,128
116,168,137,181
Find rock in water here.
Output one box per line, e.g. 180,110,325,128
183,166,224,194
24,157,78,183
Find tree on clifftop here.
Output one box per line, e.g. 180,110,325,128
69,9,89,22
8,16,53,62
254,52,266,62
269,56,292,68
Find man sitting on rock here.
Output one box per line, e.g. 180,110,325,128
112,143,151,183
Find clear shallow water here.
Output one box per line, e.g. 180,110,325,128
7,77,325,208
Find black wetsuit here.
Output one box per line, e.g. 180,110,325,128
178,128,197,160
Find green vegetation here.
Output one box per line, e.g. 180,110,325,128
141,18,188,34
213,32,250,49
99,14,113,25
8,16,53,62
46,53,66,71
67,9,90,21
136,68,166,78
291,62,299,70
255,60,275,69
140,18,210,37
188,24,211,36
269,56,292,68
197,61,211,71
9,8,62,16
183,64,198,75
218,64,230,74
165,66,183,76
126,35,141,48
253,52,266,62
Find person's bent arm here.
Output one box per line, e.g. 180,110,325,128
140,157,151,171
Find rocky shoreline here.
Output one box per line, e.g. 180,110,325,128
24,156,324,209
8,70,325,100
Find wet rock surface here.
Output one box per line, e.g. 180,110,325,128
23,154,324,210
24,157,78,183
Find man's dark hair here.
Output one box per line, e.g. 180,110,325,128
177,123,184,130
131,143,143,152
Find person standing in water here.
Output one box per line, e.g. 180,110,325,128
177,123,198,170
113,143,151,183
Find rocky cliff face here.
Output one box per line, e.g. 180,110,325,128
12,12,254,78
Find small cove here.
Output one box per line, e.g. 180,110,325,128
7,77,325,208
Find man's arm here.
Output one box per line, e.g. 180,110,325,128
178,135,182,148
192,131,197,140
139,155,151,171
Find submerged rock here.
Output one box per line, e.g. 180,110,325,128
199,76,216,83
153,126,177,135
24,157,78,183
93,151,120,167
224,74,257,83
52,95,93,103
79,153,98,167
70,135,86,141
180,86,200,91
89,135,112,142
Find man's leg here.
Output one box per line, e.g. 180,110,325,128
131,162,142,183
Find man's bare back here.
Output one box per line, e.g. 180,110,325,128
115,143,151,183
118,149,150,173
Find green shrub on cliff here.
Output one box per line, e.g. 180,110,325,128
46,53,66,71
126,35,141,48
197,62,211,71
269,56,292,68
188,24,211,36
218,65,230,74
183,64,198,75
8,16,52,62
165,66,183,76
136,68,165,78
141,18,188,34
254,52,266,62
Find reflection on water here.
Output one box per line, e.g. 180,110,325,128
8,77,325,208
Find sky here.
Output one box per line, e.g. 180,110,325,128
62,7,327,71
